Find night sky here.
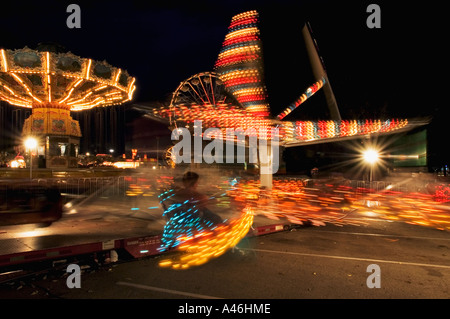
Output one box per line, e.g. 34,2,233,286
1,1,445,120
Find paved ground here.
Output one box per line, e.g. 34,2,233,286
1,217,449,301
1,172,449,317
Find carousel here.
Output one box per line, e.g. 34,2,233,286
0,45,136,168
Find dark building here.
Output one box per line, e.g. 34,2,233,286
127,113,172,161
0,101,129,160
72,105,128,156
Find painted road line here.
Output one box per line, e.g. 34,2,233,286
116,281,224,299
309,229,450,241
247,248,450,270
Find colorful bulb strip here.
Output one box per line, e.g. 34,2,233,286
214,10,270,117
282,119,409,142
277,77,326,120
155,101,409,142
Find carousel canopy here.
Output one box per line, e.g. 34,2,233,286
0,47,136,111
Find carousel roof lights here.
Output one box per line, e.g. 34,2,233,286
114,69,122,83
85,59,92,80
10,73,42,103
127,77,136,100
46,52,52,102
1,49,8,72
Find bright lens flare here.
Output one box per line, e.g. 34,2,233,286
24,137,37,149
363,149,379,164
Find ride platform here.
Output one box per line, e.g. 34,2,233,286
0,202,291,268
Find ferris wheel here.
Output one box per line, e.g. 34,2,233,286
164,71,242,167
168,71,240,128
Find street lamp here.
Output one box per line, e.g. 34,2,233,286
362,148,379,182
24,137,38,180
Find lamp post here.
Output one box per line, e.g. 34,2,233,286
24,137,38,180
362,148,379,182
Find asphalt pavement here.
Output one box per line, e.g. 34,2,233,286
1,217,449,301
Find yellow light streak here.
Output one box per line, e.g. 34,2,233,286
127,77,136,100
58,78,83,104
94,84,108,91
85,59,92,79
114,69,121,83
66,91,94,105
1,49,8,72
10,73,42,103
224,27,259,41
159,207,254,270
217,44,260,60
46,52,52,102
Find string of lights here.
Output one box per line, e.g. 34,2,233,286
155,100,409,142
277,77,326,120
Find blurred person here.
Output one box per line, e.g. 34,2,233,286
173,171,223,225
159,171,223,251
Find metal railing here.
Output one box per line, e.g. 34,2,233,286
26,175,448,201
273,176,427,194
34,176,128,199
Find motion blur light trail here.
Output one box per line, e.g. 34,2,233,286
349,189,450,231
123,171,450,270
228,178,357,227
158,207,254,269
262,178,450,231
253,178,450,231
156,173,255,269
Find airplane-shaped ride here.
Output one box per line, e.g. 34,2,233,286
136,11,436,269
136,10,427,171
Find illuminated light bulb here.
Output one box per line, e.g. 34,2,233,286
363,148,380,164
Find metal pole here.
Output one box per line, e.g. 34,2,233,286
260,141,273,190
156,136,159,168
29,150,32,180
